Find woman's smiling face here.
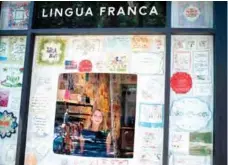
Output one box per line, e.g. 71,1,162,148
91,110,103,126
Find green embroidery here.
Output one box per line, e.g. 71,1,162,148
37,38,66,66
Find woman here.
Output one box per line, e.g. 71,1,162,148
79,109,112,157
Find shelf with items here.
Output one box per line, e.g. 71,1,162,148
56,100,93,120
56,100,93,108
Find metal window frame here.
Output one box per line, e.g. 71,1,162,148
0,1,226,165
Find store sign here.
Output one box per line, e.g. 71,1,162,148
33,1,166,28
41,6,159,17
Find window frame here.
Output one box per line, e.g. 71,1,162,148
0,2,226,165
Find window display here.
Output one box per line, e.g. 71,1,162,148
169,35,213,165
24,35,166,165
0,2,225,165
0,36,26,165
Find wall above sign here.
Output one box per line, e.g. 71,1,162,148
33,1,166,28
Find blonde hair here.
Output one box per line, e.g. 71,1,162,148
84,109,108,131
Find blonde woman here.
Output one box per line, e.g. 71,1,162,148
79,109,112,157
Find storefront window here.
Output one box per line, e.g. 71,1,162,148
169,35,214,164
24,35,166,164
0,1,30,30
0,36,27,165
0,2,226,165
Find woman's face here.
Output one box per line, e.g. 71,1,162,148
91,110,103,126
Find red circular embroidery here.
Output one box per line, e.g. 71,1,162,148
170,72,192,94
79,60,92,72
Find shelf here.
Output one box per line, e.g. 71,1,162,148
69,113,91,116
56,100,93,108
121,127,134,130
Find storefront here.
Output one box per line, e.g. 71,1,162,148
0,1,227,165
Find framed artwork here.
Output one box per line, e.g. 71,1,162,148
0,2,30,30
172,2,213,28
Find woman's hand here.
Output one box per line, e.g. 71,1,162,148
79,134,84,154
106,133,111,154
